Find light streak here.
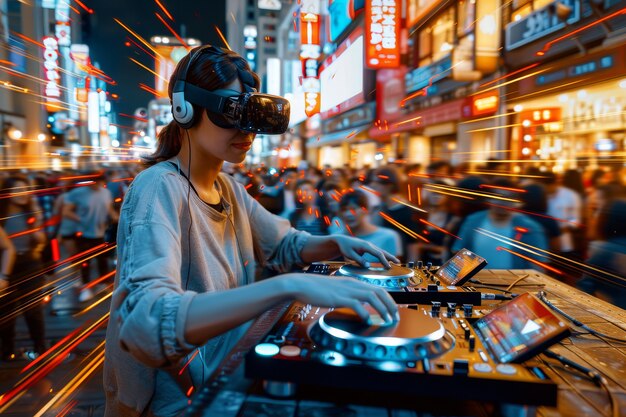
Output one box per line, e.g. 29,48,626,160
179,350,200,375
390,197,428,213
480,62,540,88
74,286,113,316
466,123,521,133
424,183,521,203
155,0,174,20
537,7,626,55
394,115,422,126
114,18,162,58
73,0,93,13
155,12,189,49
479,184,527,193
459,111,518,125
0,314,109,408
139,83,167,98
214,25,231,50
419,218,461,240
33,343,105,417
130,57,168,82
465,170,548,179
379,212,429,242
485,202,583,228
359,185,380,196
511,78,587,102
496,246,563,275
471,68,549,96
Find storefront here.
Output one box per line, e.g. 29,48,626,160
507,44,626,170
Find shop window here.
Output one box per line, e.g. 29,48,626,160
417,7,455,64
457,0,475,37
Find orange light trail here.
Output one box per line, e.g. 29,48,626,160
537,7,626,55
479,184,527,193
471,68,548,96
465,170,548,179
496,246,563,275
485,202,583,228
379,212,429,243
390,197,428,213
155,0,174,20
126,36,158,59
394,115,422,126
424,183,521,203
419,218,461,240
359,185,381,196
179,350,200,376
0,314,109,408
214,25,231,50
73,0,93,13
33,342,106,417
114,18,162,58
480,62,540,88
130,57,168,82
10,30,44,48
139,82,167,98
465,123,521,133
155,12,189,49
74,286,114,316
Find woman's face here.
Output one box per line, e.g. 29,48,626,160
10,180,30,207
191,79,256,164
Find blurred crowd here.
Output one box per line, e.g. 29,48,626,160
229,160,626,308
0,159,624,360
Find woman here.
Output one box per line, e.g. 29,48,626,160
289,179,328,235
103,45,398,417
0,174,47,360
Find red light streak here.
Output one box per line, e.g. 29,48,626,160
179,349,199,375
496,246,563,275
10,31,44,48
537,7,626,55
479,63,540,88
214,25,231,50
479,184,527,193
379,212,429,243
155,13,189,49
419,218,461,240
155,0,174,20
486,202,583,228
126,36,158,59
119,112,148,122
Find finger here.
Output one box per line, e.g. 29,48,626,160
358,245,390,269
381,249,400,264
344,299,370,323
345,250,371,268
364,291,393,324
374,287,399,321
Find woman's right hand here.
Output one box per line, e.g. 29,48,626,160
278,273,399,324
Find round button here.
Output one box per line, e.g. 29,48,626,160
496,364,518,375
374,345,387,359
352,342,366,355
254,343,280,357
473,363,493,373
280,345,301,357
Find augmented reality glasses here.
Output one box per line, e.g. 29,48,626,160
182,82,290,135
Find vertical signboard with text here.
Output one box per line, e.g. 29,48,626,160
300,0,321,117
365,0,401,69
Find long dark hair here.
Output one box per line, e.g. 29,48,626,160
143,46,261,166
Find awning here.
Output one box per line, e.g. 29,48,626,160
306,125,371,148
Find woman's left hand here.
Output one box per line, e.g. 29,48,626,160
333,235,400,269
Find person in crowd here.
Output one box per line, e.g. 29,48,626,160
417,180,451,265
440,176,485,260
521,183,562,252
336,190,402,261
318,181,346,234
371,166,426,262
289,179,328,235
452,179,548,269
52,178,80,264
103,45,398,417
277,168,298,219
577,199,626,309
542,172,582,274
62,172,118,302
0,174,47,360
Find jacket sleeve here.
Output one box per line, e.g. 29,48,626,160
114,173,198,368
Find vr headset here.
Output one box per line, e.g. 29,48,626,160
171,45,290,135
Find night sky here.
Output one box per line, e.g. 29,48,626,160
85,0,226,120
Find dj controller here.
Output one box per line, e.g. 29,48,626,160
182,254,571,417
306,261,482,305
244,301,558,408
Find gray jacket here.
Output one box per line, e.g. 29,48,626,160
103,161,309,417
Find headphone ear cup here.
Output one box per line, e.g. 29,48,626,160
172,91,195,129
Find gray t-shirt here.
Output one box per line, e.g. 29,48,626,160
103,161,310,417
64,186,113,239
